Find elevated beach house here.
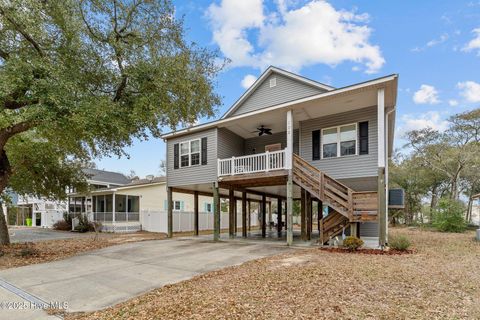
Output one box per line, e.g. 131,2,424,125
161,66,398,246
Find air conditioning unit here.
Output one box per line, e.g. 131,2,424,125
388,189,404,209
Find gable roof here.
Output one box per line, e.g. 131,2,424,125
83,168,131,186
221,66,335,119
160,73,398,140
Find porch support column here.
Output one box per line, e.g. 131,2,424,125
234,197,238,236
194,191,199,236
377,88,387,247
242,192,247,238
167,187,173,238
261,194,267,238
350,222,358,238
268,201,272,230
112,192,116,225
277,198,283,234
306,192,312,241
300,188,307,241
286,109,294,245
319,201,324,245
247,200,251,231
229,187,235,238
317,200,322,232
213,182,220,241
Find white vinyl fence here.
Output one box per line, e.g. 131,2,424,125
140,210,259,234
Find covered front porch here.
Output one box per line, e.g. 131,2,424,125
68,191,141,232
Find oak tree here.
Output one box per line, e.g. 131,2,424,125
0,0,223,244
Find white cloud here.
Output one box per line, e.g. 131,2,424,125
241,74,258,89
426,33,448,47
413,84,440,104
207,0,385,73
457,81,480,102
400,111,449,134
448,99,459,106
207,0,265,67
463,28,480,55
410,46,423,53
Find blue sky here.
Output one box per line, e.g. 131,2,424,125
95,0,480,177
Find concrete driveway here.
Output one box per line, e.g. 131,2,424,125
0,236,294,319
10,227,88,243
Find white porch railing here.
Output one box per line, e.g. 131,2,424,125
218,149,286,177
93,212,140,222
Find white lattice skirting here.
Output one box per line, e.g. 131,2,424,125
101,222,142,233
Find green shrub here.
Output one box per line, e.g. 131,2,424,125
433,198,467,233
343,236,364,251
389,235,411,251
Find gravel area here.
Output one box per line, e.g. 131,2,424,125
9,227,91,243
65,227,480,320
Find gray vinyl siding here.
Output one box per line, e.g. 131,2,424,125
299,106,378,180
244,130,299,155
359,222,378,237
231,73,326,117
339,177,378,192
166,128,218,187
217,128,245,159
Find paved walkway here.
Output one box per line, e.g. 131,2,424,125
0,236,295,319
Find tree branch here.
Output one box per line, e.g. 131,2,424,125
3,89,38,110
79,1,107,42
0,121,35,148
0,48,9,60
0,7,44,57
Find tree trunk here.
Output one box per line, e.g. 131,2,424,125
450,178,458,200
429,185,438,223
0,203,9,245
466,198,473,223
0,149,12,245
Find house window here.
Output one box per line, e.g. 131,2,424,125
205,202,212,213
173,200,182,211
321,123,357,158
180,139,201,167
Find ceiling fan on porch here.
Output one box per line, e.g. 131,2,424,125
252,125,272,136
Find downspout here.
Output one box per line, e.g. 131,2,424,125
384,106,396,243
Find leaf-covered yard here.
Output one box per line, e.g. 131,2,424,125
65,228,480,320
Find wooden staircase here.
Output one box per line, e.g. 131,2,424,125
292,154,378,244
319,210,349,244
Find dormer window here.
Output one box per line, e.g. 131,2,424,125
269,77,277,88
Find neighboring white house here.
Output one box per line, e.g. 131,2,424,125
16,196,67,228
12,168,131,228
70,176,260,233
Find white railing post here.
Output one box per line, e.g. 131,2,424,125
265,151,270,172
286,110,293,169
231,156,235,175
217,158,221,176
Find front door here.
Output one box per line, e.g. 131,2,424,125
265,143,281,152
